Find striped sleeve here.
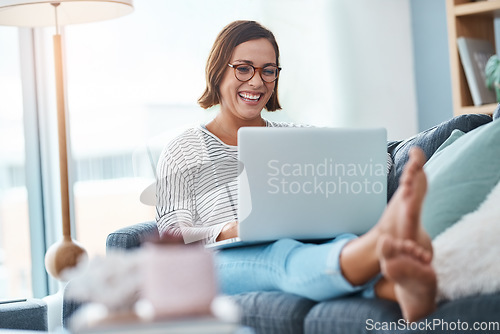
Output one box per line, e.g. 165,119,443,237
386,151,393,175
155,137,226,244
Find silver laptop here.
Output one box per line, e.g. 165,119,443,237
206,127,387,250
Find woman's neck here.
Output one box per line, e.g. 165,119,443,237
206,114,266,146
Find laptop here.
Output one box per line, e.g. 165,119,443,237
206,127,387,250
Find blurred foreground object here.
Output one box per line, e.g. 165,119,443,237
65,242,241,333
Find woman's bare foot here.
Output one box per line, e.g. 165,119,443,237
376,147,431,251
377,147,436,321
378,235,437,322
339,147,432,286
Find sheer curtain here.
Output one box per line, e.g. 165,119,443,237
0,27,33,300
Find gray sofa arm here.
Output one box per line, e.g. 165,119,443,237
105,221,159,252
0,298,47,331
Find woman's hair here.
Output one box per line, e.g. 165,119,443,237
198,20,282,111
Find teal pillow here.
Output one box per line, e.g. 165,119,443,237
422,120,500,238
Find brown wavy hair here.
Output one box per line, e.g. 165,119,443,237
198,20,282,111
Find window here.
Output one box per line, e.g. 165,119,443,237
0,27,33,300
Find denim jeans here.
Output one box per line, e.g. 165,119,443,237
214,234,379,302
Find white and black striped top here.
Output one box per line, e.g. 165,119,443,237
155,121,393,244
155,120,294,244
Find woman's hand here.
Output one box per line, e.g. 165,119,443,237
216,221,239,241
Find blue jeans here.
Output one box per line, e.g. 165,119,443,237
214,234,378,302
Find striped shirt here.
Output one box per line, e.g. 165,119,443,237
156,120,295,244
155,120,393,244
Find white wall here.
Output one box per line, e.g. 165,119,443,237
266,0,418,140
329,0,418,140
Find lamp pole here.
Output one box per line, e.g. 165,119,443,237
44,2,87,280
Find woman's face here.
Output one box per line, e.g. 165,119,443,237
218,38,277,122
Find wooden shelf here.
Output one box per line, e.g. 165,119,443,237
446,0,498,116
454,1,500,16
456,102,497,115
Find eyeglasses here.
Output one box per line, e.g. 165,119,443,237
228,63,281,83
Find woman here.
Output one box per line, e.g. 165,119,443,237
156,20,436,322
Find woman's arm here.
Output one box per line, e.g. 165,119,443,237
157,209,228,244
216,221,239,241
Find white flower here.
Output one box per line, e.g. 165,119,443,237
65,250,143,312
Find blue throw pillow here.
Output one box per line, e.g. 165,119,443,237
422,120,500,238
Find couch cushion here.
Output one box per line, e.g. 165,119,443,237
231,291,316,334
387,114,491,202
0,298,47,331
304,296,401,334
423,292,500,333
304,293,500,334
422,119,500,238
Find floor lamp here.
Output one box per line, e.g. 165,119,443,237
0,0,134,279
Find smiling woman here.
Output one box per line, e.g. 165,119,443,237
155,19,437,323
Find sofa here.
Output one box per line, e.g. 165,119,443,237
63,113,500,333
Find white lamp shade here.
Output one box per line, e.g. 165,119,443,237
0,0,133,27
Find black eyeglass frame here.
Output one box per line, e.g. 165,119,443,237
227,63,282,83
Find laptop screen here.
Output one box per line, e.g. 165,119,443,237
238,127,387,242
